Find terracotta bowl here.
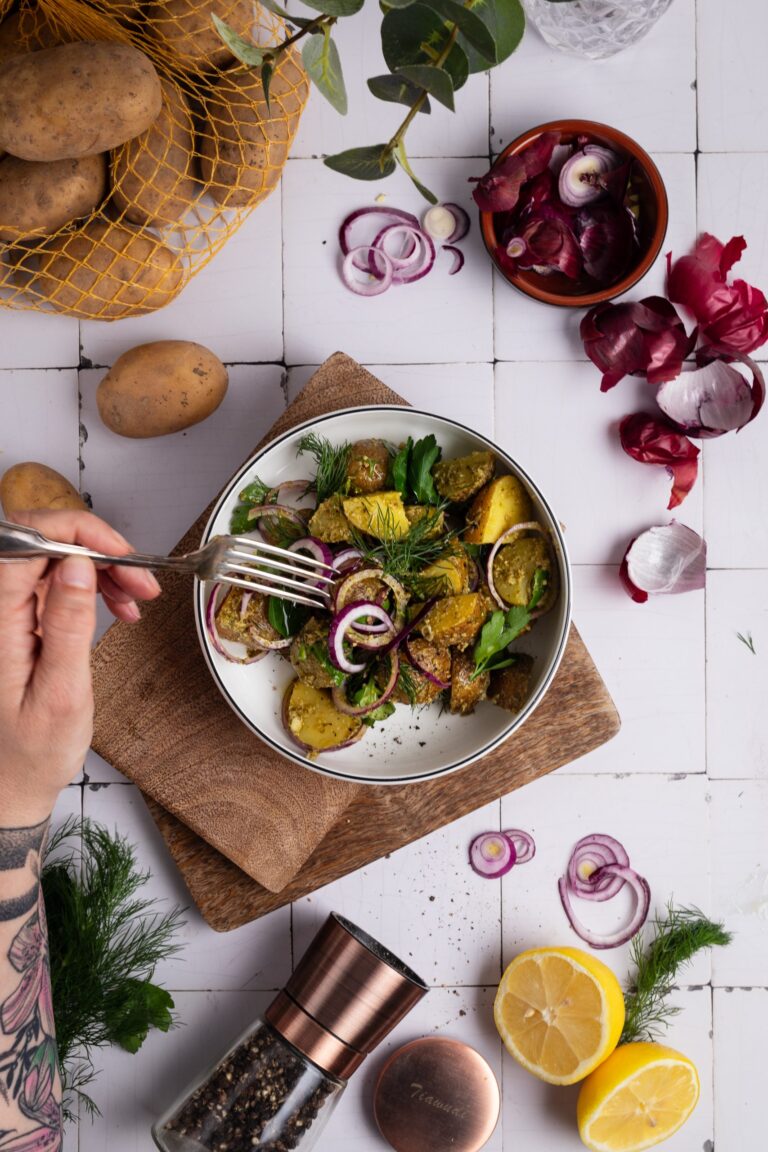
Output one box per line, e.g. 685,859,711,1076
479,118,669,308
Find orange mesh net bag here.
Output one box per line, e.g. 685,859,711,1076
0,0,309,320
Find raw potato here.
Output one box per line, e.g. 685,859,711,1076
449,649,489,716
0,10,68,68
0,463,86,519
97,340,228,438
0,154,107,243
284,680,363,756
112,80,197,228
201,51,309,208
0,41,162,162
146,0,259,69
343,491,410,540
434,451,495,504
33,219,183,319
418,593,488,651
464,475,534,545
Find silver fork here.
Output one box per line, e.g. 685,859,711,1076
0,520,335,610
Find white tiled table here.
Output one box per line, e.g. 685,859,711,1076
3,1,767,1148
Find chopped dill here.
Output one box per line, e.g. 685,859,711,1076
736,630,757,655
297,432,352,505
395,658,419,707
349,504,456,592
621,904,732,1044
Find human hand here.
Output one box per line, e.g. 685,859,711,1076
0,509,161,824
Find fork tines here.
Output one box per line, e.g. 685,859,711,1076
219,536,334,610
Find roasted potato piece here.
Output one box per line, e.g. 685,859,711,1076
0,42,162,162
434,450,495,504
404,505,445,537
0,153,107,243
96,340,228,438
488,655,535,714
0,462,86,518
215,588,282,648
418,593,488,651
492,532,555,609
308,494,353,544
449,649,489,716
343,491,410,540
384,639,450,705
346,438,390,495
419,548,470,596
290,617,343,690
464,475,534,545
284,680,363,756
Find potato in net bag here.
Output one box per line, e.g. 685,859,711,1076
0,0,309,320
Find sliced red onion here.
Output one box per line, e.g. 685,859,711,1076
336,568,407,644
566,833,631,903
333,547,364,573
656,354,765,438
239,590,253,619
422,204,458,241
443,202,470,243
248,503,306,529
621,522,706,603
339,205,420,258
287,537,334,591
443,245,464,275
328,600,396,673
403,637,450,689
370,224,424,271
558,144,619,208
558,865,651,950
469,832,516,878
205,583,270,664
272,479,315,508
342,246,394,296
282,682,365,754
341,599,394,639
503,829,536,865
376,595,439,658
331,651,400,717
387,229,435,285
486,521,548,610
506,236,527,260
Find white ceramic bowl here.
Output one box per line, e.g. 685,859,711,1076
194,406,572,785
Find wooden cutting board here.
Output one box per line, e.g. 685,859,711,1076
145,623,618,931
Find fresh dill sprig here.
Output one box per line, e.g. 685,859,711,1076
297,432,352,505
396,658,419,707
621,904,732,1044
736,630,757,655
349,504,456,591
44,818,185,1119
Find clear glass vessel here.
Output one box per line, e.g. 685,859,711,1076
522,0,675,60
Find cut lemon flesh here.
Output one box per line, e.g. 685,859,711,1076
494,946,625,1085
577,1042,700,1152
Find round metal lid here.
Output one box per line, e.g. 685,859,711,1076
374,1037,500,1152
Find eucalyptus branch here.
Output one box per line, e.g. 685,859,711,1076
279,13,336,53
388,23,460,152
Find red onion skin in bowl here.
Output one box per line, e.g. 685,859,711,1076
479,119,668,308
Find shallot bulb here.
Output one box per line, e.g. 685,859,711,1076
558,144,619,208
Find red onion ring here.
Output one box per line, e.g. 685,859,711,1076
486,521,551,612
288,537,335,591
336,568,407,646
328,601,394,672
403,636,450,690
558,865,651,951
469,832,516,878
333,547,364,573
342,246,394,296
282,682,365,754
205,584,271,664
443,245,465,275
331,651,400,717
339,206,420,257
502,829,536,865
443,202,470,243
271,480,315,508
390,229,435,285
369,224,424,272
239,590,253,619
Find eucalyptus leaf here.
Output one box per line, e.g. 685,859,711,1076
422,0,497,62
303,31,348,113
395,63,454,110
381,4,469,90
211,14,265,66
395,141,437,202
301,0,365,15
258,0,316,27
458,0,525,72
325,144,397,180
367,73,432,112
261,59,274,109
380,0,420,6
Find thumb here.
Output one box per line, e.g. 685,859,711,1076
33,556,97,708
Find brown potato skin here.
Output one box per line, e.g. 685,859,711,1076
464,475,534,545
0,463,86,519
200,51,309,208
346,439,390,495
449,649,488,716
146,0,258,69
0,153,107,243
97,340,228,438
112,80,197,228
33,219,183,319
0,41,162,162
0,10,67,68
487,655,535,714
434,451,495,504
418,593,488,651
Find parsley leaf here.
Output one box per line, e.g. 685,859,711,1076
349,675,396,726
267,597,309,638
229,473,273,535
471,568,548,680
392,437,412,498
390,434,442,505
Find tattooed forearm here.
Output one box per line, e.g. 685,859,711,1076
0,822,61,1152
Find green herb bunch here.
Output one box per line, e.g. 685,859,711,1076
215,0,526,202
621,904,732,1044
43,818,185,1119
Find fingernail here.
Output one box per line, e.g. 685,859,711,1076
125,601,141,622
146,572,162,595
58,556,96,590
